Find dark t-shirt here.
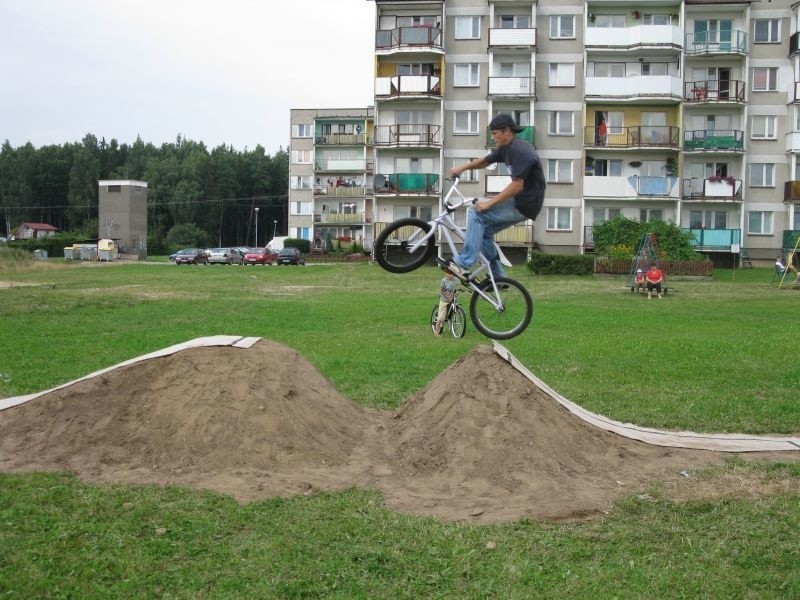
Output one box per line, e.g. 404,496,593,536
485,137,546,220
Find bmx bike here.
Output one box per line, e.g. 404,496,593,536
430,290,467,338
374,177,533,340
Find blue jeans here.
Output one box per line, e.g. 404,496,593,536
454,200,526,279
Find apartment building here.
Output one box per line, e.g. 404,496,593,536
288,0,800,262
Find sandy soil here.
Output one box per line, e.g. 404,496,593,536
1,340,797,523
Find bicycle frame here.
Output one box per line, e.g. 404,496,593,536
404,177,508,311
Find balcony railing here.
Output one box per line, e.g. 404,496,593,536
585,75,683,99
488,27,536,48
584,125,680,149
685,30,747,55
684,80,746,103
487,76,535,98
315,133,368,146
374,173,440,194
683,130,744,152
784,181,800,201
314,158,370,172
376,26,443,51
581,175,679,199
373,124,441,147
683,228,741,250
313,212,368,225
485,125,534,146
375,75,441,98
314,185,365,198
585,23,683,48
493,223,533,245
682,177,743,200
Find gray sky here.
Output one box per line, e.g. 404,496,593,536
1,0,375,155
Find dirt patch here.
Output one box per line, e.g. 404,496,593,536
0,341,797,523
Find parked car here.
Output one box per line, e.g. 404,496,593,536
276,247,306,266
242,247,273,266
174,248,209,265
207,247,244,265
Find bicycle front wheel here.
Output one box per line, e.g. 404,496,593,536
430,305,440,334
450,305,467,338
374,218,435,273
469,277,532,340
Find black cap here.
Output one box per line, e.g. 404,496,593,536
489,114,524,133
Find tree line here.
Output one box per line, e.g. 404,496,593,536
0,134,289,253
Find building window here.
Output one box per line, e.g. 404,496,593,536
291,201,312,216
448,159,479,182
751,115,776,140
749,163,775,187
752,67,777,91
394,205,434,221
753,19,779,43
590,14,626,28
748,211,773,235
292,124,312,138
454,63,480,87
291,176,312,190
107,185,121,192
453,111,479,134
592,62,626,77
548,111,573,135
499,15,530,29
640,208,663,222
549,63,575,87
547,159,572,183
454,16,481,39
546,206,572,230
291,150,312,164
549,15,575,39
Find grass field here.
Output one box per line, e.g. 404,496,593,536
1,256,799,598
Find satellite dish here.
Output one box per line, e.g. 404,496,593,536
355,177,362,185
374,174,386,188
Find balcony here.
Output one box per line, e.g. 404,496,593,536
585,23,682,48
582,175,679,200
375,26,443,52
485,126,534,146
314,158,370,172
784,181,800,201
375,75,441,98
584,125,680,149
785,132,800,154
487,76,535,98
494,223,533,245
683,228,741,250
789,82,800,104
374,124,441,147
488,27,536,49
684,80,746,103
374,173,439,194
682,177,743,201
683,130,744,152
313,212,368,225
791,32,800,57
585,75,683,100
315,133,368,146
685,30,747,56
314,185,365,198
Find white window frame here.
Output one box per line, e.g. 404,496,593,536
454,16,481,39
546,206,572,230
454,63,480,87
640,208,663,222
292,124,312,138
747,211,773,235
549,15,575,39
752,67,778,92
290,201,312,216
453,111,479,135
751,115,776,140
753,18,780,43
549,63,575,87
291,150,312,164
448,159,479,183
547,159,573,183
548,111,573,135
291,176,312,190
749,163,775,187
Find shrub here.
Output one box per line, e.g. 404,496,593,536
527,252,595,275
593,216,702,261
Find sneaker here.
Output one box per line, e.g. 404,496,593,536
436,258,470,283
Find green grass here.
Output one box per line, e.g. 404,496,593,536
1,260,799,598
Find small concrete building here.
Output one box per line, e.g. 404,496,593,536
98,180,148,258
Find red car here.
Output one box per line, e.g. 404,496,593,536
242,247,273,266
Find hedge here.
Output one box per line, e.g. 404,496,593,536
594,258,713,276
527,252,595,275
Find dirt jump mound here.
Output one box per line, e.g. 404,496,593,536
0,340,795,522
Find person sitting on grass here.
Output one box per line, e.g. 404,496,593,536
646,264,664,299
775,255,800,283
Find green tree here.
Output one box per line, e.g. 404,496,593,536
593,216,701,261
165,222,209,250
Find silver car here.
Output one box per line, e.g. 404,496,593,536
206,247,244,265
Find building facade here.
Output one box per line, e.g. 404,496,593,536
288,0,800,262
97,180,148,258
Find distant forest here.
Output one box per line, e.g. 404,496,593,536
0,134,289,252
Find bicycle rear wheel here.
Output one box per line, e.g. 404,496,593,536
374,218,435,273
450,305,467,338
469,277,532,340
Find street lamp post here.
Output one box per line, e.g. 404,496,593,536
273,219,278,241
254,207,260,247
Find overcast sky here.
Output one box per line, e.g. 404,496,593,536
0,0,376,155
